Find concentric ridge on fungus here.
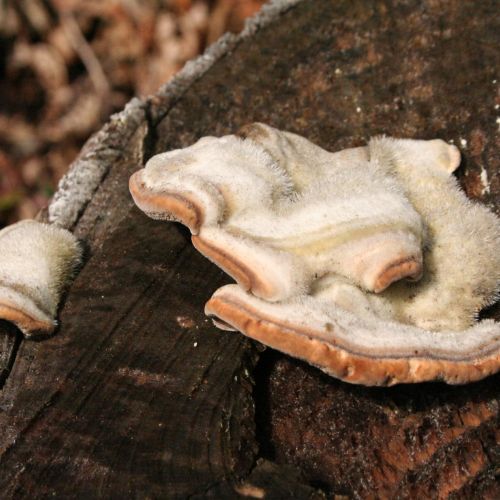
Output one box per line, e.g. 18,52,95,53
130,123,500,386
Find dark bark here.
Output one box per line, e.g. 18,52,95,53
0,322,21,389
0,0,499,497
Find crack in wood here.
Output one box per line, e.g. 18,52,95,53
0,321,22,391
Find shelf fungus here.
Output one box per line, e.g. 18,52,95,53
0,220,81,337
130,123,500,386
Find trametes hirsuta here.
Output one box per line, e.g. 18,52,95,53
131,123,500,385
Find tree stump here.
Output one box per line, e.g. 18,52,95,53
1,0,499,497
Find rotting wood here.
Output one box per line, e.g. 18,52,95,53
0,210,256,497
0,322,21,389
1,0,499,497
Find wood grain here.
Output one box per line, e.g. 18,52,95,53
0,209,256,497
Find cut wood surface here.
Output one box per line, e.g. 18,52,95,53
1,0,499,497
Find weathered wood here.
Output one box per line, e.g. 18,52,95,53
0,322,21,389
1,0,499,497
255,352,500,498
0,209,257,497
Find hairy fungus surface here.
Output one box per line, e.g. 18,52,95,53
0,220,82,337
130,123,500,385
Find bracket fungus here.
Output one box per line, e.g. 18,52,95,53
0,220,81,337
130,123,500,386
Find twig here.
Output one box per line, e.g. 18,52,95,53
59,11,111,99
